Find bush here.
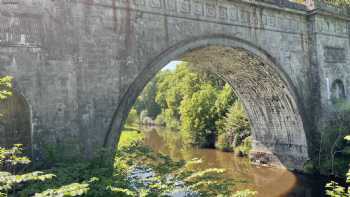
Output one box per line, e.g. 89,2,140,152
233,189,257,197
139,110,148,124
234,137,252,157
126,108,138,126
154,114,166,126
216,101,251,154
216,132,234,152
0,145,90,197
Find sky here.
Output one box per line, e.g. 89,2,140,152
162,61,183,70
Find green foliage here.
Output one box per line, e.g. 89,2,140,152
216,132,234,152
216,102,251,152
116,141,234,196
33,182,90,197
2,140,254,196
180,83,219,147
134,78,161,119
325,135,350,197
154,114,166,126
155,63,203,129
17,151,131,197
325,180,349,197
118,129,144,148
0,72,253,196
232,189,257,197
0,144,31,169
303,161,317,174
234,137,252,157
159,109,180,129
0,145,55,196
0,145,103,197
139,110,148,124
126,108,138,126
318,103,350,176
132,62,250,152
0,76,13,100
181,165,233,196
214,84,236,117
220,102,250,136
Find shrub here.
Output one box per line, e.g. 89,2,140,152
325,135,350,197
0,145,90,197
154,114,166,126
126,108,138,126
216,101,251,153
216,133,234,152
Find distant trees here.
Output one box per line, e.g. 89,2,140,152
132,62,251,151
180,83,219,147
125,109,138,126
134,78,161,120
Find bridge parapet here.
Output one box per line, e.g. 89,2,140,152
307,0,350,18
253,0,307,10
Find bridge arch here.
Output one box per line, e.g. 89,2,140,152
106,35,309,170
0,85,32,154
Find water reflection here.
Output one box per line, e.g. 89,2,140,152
141,127,327,197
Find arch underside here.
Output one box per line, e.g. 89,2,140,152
182,46,309,170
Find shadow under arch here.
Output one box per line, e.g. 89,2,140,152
0,86,32,154
105,34,310,170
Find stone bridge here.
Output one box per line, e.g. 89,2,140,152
0,0,349,170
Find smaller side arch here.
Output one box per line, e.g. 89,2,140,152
331,79,346,103
0,85,32,154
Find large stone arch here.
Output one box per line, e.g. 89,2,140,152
105,35,309,170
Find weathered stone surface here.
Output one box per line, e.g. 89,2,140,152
182,47,309,169
0,0,348,170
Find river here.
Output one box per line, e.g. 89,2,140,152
140,127,329,197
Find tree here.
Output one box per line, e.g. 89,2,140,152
216,101,251,152
134,78,161,119
318,101,350,176
214,84,236,118
126,108,138,126
180,84,219,147
325,136,350,197
155,63,203,128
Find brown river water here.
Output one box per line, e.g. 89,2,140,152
141,127,329,197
